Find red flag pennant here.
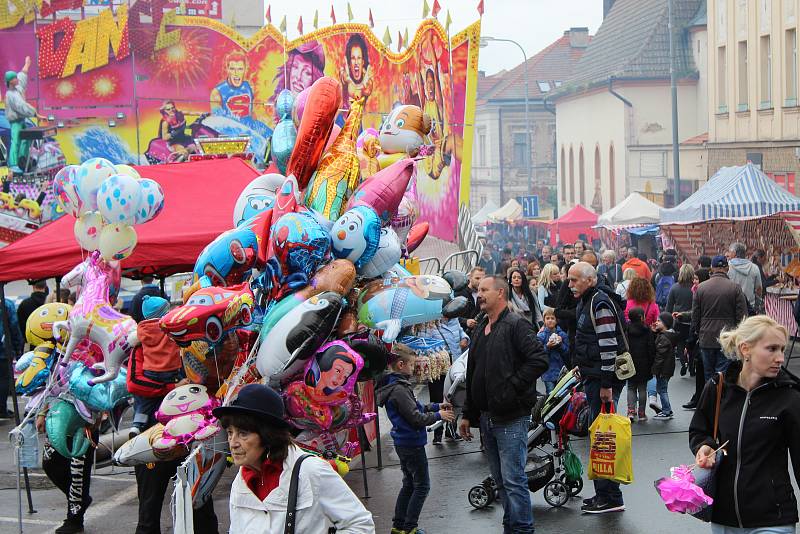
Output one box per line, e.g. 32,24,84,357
397,31,403,52
330,5,336,24
265,4,271,23
297,15,303,34
477,0,484,16
431,0,441,17
368,8,374,28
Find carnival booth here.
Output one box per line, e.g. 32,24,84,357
536,204,599,247
471,200,499,227
661,163,800,334
596,193,661,257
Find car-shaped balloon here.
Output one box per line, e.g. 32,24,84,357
160,283,254,346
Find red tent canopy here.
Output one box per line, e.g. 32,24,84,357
547,204,599,246
0,158,260,282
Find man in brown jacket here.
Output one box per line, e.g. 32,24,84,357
690,255,748,381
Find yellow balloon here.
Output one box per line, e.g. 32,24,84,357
98,223,138,261
114,164,141,179
74,211,104,251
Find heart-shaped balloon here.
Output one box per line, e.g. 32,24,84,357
75,158,116,215
134,178,165,224
74,211,104,251
98,174,143,225
99,223,138,260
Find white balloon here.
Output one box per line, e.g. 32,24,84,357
99,223,138,261
98,174,142,225
75,158,116,215
359,227,402,278
233,173,286,227
113,164,140,179
74,212,104,251
133,179,165,224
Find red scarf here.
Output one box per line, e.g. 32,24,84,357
241,457,284,501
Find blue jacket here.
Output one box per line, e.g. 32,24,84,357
0,298,23,359
375,372,440,448
537,325,569,383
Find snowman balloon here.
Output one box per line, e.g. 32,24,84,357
330,206,381,270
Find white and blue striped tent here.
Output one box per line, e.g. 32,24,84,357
661,163,800,224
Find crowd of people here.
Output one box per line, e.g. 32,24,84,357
2,231,800,534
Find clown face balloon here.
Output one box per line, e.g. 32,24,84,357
330,206,381,270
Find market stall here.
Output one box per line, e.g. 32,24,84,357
538,204,599,247
595,193,661,254
661,163,800,334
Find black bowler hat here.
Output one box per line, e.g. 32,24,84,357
212,384,290,428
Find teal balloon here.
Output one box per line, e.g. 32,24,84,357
69,363,131,412
45,399,91,458
272,120,297,175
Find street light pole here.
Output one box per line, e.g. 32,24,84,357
481,36,533,199
668,0,681,206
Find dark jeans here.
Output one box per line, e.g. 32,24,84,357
42,439,95,521
701,348,730,382
135,460,218,534
0,357,9,414
393,446,431,532
480,414,534,534
584,378,624,506
675,322,690,366
428,376,445,441
132,395,162,430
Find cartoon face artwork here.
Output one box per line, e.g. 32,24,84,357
159,384,211,417
359,227,401,278
232,173,285,227
26,302,72,346
330,206,381,269
379,105,431,155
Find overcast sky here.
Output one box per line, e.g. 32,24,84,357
264,0,604,75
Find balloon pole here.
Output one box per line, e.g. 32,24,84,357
15,443,22,533
372,380,383,470
0,282,36,514
358,425,369,498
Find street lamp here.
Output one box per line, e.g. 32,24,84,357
480,35,533,200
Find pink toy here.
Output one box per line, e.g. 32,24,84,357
154,384,220,450
654,465,714,514
55,252,135,385
347,158,415,225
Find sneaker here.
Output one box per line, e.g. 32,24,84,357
637,411,648,422
55,518,84,534
680,364,687,376
627,409,636,422
682,401,697,410
653,412,674,420
648,395,661,413
128,426,141,440
581,499,625,514
582,495,597,506
432,436,442,445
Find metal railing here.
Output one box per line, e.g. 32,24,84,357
416,257,442,275
441,250,479,274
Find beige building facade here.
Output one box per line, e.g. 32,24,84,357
707,0,800,191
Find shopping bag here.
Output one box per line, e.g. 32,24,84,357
588,403,633,484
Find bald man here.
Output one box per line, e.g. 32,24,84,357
567,261,626,514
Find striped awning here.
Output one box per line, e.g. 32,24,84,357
661,163,800,224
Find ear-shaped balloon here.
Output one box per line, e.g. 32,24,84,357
359,227,401,278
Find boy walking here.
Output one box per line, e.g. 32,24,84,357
652,312,679,420
377,344,455,534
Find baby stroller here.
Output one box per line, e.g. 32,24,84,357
467,368,586,509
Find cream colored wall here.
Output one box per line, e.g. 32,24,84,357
708,0,800,143
690,27,710,133
613,84,702,145
555,90,627,214
627,145,708,206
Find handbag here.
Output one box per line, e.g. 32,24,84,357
691,372,725,522
588,294,636,380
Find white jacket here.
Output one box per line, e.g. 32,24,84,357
228,445,375,534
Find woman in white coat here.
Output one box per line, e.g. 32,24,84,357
213,384,375,534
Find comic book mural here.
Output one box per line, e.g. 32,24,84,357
0,2,480,240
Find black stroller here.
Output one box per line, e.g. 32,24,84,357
467,368,585,509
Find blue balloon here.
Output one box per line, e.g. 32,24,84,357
194,224,259,286
272,91,297,175
331,206,381,269
271,211,332,285
69,363,131,412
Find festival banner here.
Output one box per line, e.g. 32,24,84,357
0,1,480,241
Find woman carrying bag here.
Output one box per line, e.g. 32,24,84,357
214,384,375,534
689,315,800,534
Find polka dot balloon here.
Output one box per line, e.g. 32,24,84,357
134,179,165,225
75,158,116,215
98,174,142,225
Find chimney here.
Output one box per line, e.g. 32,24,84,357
478,70,485,78
603,0,616,19
569,27,589,48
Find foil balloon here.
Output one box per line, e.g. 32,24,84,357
297,259,356,300
56,252,136,385
52,165,81,217
134,178,165,224
193,223,260,287
284,341,364,430
356,128,380,150
378,104,431,160
75,158,116,214
390,193,419,246
98,174,142,225
26,302,71,346
233,173,285,227
357,275,467,343
443,270,468,293
46,398,92,458
292,85,310,125
271,211,332,288
286,76,342,189
98,223,138,261
186,428,229,508
15,343,56,395
342,330,390,382
304,97,365,222
323,124,342,153
272,90,297,174
69,363,131,411
113,423,188,466
113,164,141,179
154,384,220,450
347,158,415,224
256,291,343,382
74,211,104,251
359,227,402,278
330,206,381,270
357,133,381,179
405,221,429,254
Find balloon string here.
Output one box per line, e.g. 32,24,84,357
688,440,730,472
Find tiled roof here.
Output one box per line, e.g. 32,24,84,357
682,132,708,145
478,32,589,102
564,0,703,87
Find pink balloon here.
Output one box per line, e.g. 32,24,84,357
323,124,342,153
346,158,415,225
292,86,311,126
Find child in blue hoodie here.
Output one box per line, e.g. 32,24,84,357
376,343,455,534
537,308,569,395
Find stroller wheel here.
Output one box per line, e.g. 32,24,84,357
468,485,493,509
567,477,583,497
543,481,570,508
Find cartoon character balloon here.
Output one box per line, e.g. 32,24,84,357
347,158,415,224
378,105,432,167
232,173,285,227
69,363,131,412
114,424,188,465
330,206,381,270
154,384,220,450
46,398,92,458
359,227,402,278
271,211,332,289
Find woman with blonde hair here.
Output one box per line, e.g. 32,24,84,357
690,315,800,534
615,268,637,301
536,263,561,310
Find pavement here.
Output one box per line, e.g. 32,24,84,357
3,355,800,534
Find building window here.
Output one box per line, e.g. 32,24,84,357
737,40,748,111
569,146,575,205
476,128,486,166
788,29,798,106
578,146,585,206
759,36,771,109
554,81,562,87
513,132,528,167
560,147,566,201
609,144,616,206
537,81,551,93
717,46,728,112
